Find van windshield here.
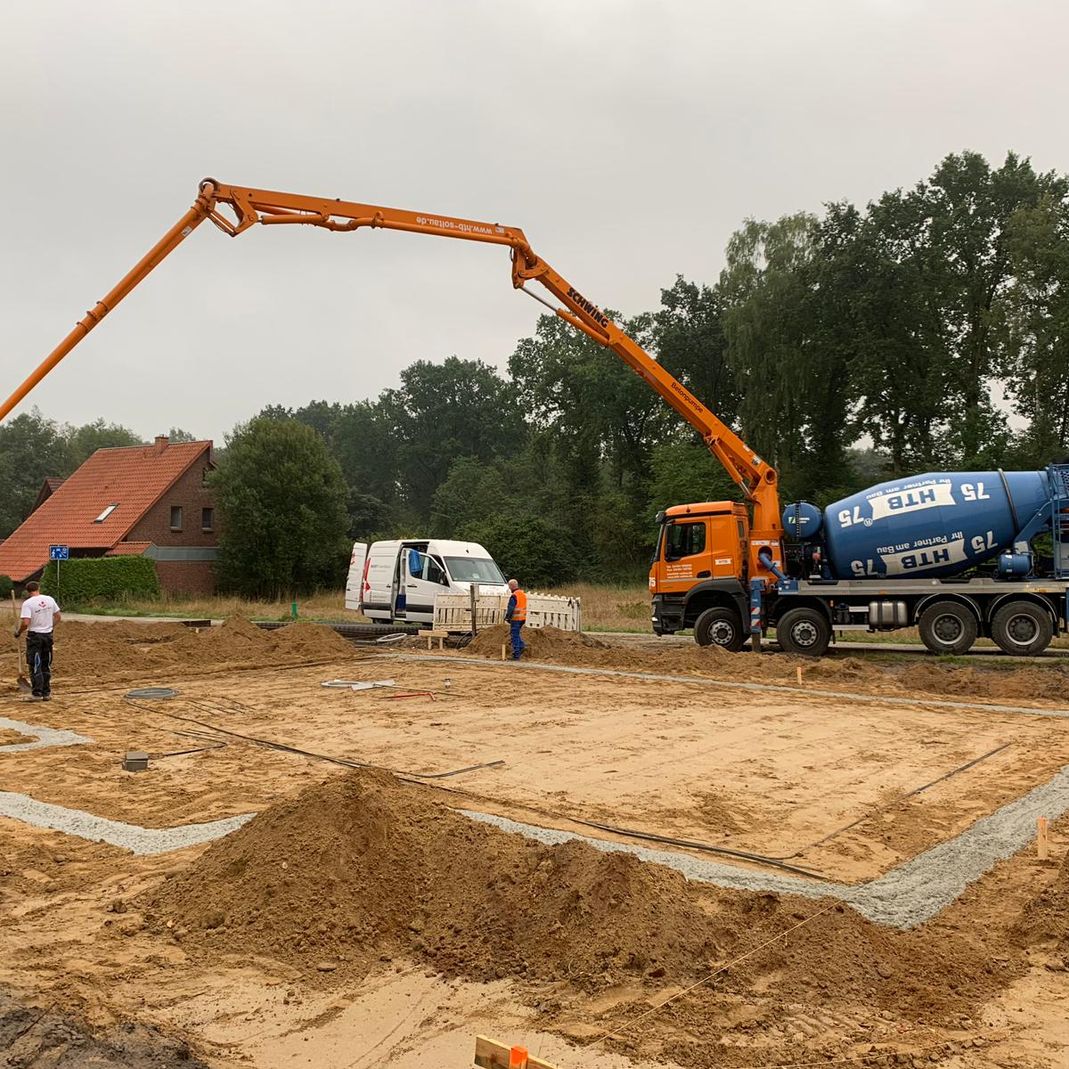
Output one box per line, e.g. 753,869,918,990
444,557,506,584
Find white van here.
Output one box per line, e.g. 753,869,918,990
345,539,509,625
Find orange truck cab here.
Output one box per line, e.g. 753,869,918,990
650,501,753,649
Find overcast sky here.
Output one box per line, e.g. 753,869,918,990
2,1,1066,443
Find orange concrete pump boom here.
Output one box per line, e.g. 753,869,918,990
0,179,783,570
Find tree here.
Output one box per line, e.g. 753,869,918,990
63,419,142,468
166,427,199,443
719,212,858,496
212,417,350,597
647,440,740,516
654,276,738,422
430,457,508,538
460,514,576,589
394,357,519,519
0,410,70,537
851,152,1065,468
1000,192,1069,462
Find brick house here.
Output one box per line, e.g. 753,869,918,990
0,437,219,595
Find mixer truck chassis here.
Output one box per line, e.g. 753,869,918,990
652,576,1069,657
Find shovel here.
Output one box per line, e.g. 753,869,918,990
15,635,31,694
10,592,30,693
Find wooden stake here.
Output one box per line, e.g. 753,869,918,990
1037,816,1050,860
501,644,507,661
795,666,803,686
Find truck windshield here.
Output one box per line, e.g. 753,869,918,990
444,557,505,584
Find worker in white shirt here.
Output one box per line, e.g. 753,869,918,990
16,581,62,700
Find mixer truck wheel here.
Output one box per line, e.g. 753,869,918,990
775,607,831,657
694,607,745,652
990,601,1053,656
918,601,977,655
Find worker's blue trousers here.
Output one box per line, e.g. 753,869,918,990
510,620,525,660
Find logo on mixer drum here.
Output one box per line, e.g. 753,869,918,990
868,481,955,522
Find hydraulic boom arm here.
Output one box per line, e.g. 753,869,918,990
1,179,783,568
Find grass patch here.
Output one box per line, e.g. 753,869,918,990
70,590,356,623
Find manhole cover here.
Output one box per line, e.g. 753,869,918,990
125,687,179,700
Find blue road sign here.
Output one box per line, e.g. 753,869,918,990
49,545,69,561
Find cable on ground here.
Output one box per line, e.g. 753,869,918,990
764,741,1013,860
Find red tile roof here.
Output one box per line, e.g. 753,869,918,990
0,440,212,582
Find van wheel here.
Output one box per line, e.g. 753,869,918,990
694,607,744,652
776,607,831,657
918,601,977,655
990,601,1053,656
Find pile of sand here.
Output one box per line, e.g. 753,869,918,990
138,770,1014,1019
1012,838,1069,954
1,617,356,688
140,769,722,990
467,624,609,659
895,661,1069,702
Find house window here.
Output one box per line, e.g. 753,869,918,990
94,503,119,523
170,506,183,531
201,507,214,532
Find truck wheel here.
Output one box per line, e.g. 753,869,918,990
775,607,831,657
918,601,977,655
990,601,1053,656
694,607,744,652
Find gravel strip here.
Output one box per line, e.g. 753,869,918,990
0,716,92,753
0,792,255,854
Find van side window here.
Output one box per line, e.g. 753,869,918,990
737,520,745,540
665,521,706,561
425,556,448,585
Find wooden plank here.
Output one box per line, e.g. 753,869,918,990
1037,816,1050,860
474,1035,560,1069
417,630,449,638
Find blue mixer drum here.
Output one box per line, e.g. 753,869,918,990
817,471,1052,579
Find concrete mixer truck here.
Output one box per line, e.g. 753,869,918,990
651,466,1069,657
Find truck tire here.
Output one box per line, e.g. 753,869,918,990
694,607,745,652
775,607,831,657
918,601,977,655
990,601,1053,656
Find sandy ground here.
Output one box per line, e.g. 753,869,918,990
2,619,1069,1067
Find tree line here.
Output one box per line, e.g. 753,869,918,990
4,152,1068,595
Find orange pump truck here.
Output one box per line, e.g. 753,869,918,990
8,182,1068,657
0,180,789,651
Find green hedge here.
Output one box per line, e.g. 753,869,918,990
0,575,12,601
40,556,160,604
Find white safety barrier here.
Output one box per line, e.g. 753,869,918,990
433,591,582,633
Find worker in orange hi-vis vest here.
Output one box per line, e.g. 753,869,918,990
504,578,527,661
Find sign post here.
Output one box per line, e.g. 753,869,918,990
48,545,69,602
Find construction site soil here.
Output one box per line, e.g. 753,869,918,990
465,624,1069,704
139,770,1020,1017
2,618,1069,1067
0,989,208,1068
1,616,355,686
